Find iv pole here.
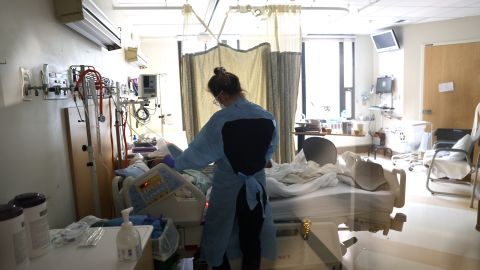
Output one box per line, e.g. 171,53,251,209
114,82,123,169
80,65,102,217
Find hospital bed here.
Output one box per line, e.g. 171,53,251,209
112,158,407,268
270,168,407,235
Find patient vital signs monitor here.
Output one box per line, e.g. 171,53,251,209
138,74,158,98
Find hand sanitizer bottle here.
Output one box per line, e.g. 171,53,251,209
116,207,142,261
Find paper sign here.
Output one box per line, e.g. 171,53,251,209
438,82,454,92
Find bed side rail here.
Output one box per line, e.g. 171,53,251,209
384,168,406,208
122,164,207,225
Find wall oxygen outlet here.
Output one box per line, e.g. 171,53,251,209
44,72,70,100
20,67,33,100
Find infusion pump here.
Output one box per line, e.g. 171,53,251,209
138,74,158,98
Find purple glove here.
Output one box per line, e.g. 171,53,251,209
162,154,175,168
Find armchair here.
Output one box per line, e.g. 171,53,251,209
424,104,480,208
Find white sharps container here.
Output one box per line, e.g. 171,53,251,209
11,193,50,258
0,203,29,269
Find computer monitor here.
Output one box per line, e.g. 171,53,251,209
376,76,393,94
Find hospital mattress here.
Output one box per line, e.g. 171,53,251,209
270,183,395,225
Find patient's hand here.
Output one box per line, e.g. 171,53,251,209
146,155,167,168
162,154,175,168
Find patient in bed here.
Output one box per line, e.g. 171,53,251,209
129,141,388,201
265,150,388,198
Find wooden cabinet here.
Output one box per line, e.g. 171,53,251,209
64,103,115,219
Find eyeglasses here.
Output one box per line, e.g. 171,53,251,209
212,90,223,106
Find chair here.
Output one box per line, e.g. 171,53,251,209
425,103,480,208
368,132,393,160
302,137,337,166
432,128,472,153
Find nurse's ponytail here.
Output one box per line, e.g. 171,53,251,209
208,67,243,97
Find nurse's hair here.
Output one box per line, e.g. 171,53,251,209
207,67,243,97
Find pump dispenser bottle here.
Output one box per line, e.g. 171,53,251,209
116,207,142,261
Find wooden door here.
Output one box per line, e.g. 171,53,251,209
423,42,480,130
65,102,115,219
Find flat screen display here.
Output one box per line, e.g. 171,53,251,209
371,29,400,52
376,76,393,93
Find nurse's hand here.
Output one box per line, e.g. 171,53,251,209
161,154,175,168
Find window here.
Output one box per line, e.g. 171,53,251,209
299,39,355,120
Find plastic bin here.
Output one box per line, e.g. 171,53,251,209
152,218,179,262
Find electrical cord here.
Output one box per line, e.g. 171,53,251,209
135,106,150,121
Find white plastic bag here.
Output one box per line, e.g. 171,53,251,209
176,258,193,270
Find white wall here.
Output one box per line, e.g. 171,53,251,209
0,0,138,227
137,38,188,149
374,16,480,152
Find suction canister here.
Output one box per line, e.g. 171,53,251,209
11,193,50,258
0,203,29,269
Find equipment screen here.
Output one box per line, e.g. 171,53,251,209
376,77,393,93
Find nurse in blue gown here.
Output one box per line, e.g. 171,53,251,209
163,67,278,270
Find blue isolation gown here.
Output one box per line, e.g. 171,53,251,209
174,97,278,266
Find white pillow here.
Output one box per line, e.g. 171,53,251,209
448,134,472,161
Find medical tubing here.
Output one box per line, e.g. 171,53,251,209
121,111,129,168
74,69,103,116
114,85,123,169
91,87,102,155
128,104,133,142
124,117,142,139
109,97,115,170
73,95,84,122
126,116,160,139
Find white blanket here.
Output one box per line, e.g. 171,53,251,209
266,151,357,198
423,150,471,179
266,172,339,198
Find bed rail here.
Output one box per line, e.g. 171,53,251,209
385,168,406,208
122,164,207,226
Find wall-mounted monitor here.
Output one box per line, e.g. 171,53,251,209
376,76,393,93
371,29,400,52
